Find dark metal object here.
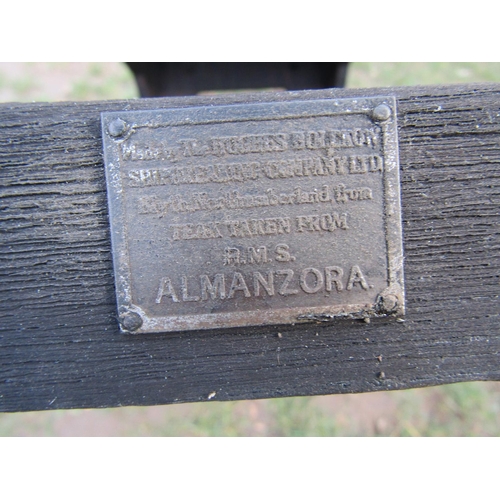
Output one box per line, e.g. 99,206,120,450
108,118,128,138
102,96,404,333
372,104,392,121
126,62,349,97
119,311,143,332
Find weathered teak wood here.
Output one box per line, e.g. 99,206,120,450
1,84,499,412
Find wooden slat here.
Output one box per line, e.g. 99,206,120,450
1,84,500,412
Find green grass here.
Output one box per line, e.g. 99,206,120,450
267,397,338,436
3,382,498,436
151,401,255,437
394,383,500,437
69,67,138,100
0,63,139,103
347,62,500,88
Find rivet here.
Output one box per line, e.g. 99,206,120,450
108,118,127,138
120,311,143,332
372,104,392,121
376,293,399,314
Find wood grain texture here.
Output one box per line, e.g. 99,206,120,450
1,85,499,412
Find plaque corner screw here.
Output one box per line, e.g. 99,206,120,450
119,311,143,332
372,104,392,122
376,293,399,315
108,118,128,138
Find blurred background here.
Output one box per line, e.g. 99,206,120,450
0,62,499,436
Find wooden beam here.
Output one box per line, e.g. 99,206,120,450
1,84,500,412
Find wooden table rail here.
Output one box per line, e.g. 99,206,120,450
1,84,499,412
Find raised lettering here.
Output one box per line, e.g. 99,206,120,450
228,272,251,298
335,184,374,203
305,130,326,149
224,247,241,265
290,132,305,149
248,246,268,264
276,270,299,296
300,268,324,293
253,271,275,297
156,277,179,303
200,274,226,300
325,266,344,291
181,276,200,302
226,217,291,238
296,213,348,232
275,244,294,262
346,265,369,290
170,223,223,241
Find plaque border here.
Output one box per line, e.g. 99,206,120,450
101,97,404,333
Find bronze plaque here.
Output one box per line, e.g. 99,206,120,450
102,97,404,333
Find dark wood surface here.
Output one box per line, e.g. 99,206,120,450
1,84,499,412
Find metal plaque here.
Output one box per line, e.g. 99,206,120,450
102,97,404,333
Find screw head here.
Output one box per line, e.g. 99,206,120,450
372,104,392,121
120,311,143,332
377,293,398,314
108,118,127,138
